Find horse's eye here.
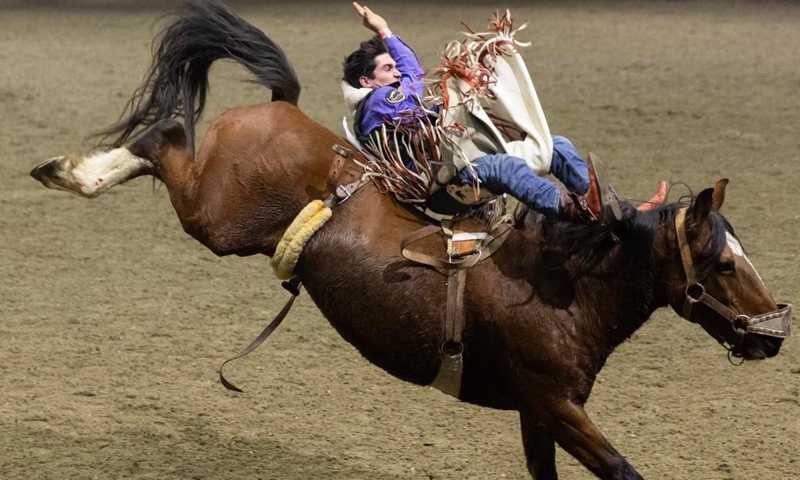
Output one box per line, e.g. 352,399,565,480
717,261,736,275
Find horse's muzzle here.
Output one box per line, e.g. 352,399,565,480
739,303,791,360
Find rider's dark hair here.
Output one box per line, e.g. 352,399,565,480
343,35,388,88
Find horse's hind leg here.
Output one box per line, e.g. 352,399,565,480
29,119,186,198
30,147,153,199
520,413,558,480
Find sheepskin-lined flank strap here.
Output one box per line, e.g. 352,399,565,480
270,200,333,280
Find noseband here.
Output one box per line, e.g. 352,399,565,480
675,208,792,361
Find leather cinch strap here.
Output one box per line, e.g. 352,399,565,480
402,218,513,398
430,267,468,398
400,221,513,272
445,268,467,346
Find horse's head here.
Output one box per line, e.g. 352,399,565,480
665,179,791,361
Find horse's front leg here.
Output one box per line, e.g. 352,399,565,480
523,401,644,480
520,412,558,480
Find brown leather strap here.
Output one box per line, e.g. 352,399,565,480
675,208,697,284
219,279,301,392
675,208,699,319
401,221,512,363
445,268,468,347
694,290,738,323
220,147,366,392
400,225,476,270
327,154,346,193
400,221,513,272
323,176,370,208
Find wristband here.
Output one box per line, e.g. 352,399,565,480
378,28,393,39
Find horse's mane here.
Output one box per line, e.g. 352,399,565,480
524,197,736,282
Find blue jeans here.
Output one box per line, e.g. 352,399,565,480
550,135,589,195
427,135,589,216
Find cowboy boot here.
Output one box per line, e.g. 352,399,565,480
557,153,604,224
585,152,623,222
584,153,604,216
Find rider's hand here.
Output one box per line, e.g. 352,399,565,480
352,2,389,33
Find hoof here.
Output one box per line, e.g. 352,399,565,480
30,156,68,184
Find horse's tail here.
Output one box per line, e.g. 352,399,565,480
97,0,300,151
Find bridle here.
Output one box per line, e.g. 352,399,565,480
674,208,792,363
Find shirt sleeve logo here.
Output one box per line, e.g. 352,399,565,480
385,89,406,104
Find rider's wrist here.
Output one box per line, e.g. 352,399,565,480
378,27,393,39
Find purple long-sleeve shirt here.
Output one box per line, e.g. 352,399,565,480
357,35,425,137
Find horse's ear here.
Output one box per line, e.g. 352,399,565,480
690,178,728,222
711,178,728,211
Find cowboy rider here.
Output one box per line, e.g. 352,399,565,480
343,3,665,220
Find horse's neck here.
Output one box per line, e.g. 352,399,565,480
520,208,672,352
586,210,674,349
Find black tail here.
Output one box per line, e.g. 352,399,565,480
97,0,300,151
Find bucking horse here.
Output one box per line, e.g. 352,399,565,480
29,2,791,479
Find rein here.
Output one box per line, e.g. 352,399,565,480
674,208,792,362
219,146,370,392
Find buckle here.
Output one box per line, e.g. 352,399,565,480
685,283,705,302
441,341,464,356
335,184,353,204
331,143,352,158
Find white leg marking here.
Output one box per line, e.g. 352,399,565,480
58,148,153,198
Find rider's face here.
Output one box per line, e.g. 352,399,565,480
360,53,400,89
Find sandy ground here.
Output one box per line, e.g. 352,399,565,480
1,2,799,479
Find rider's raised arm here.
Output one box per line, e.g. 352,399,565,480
352,2,423,97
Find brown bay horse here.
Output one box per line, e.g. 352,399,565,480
29,2,791,480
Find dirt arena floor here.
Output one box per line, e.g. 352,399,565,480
1,1,798,479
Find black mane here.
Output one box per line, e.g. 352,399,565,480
527,197,735,281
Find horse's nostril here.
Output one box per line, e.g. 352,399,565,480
745,336,783,360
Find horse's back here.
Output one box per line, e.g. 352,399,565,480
198,101,342,167
185,101,353,256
